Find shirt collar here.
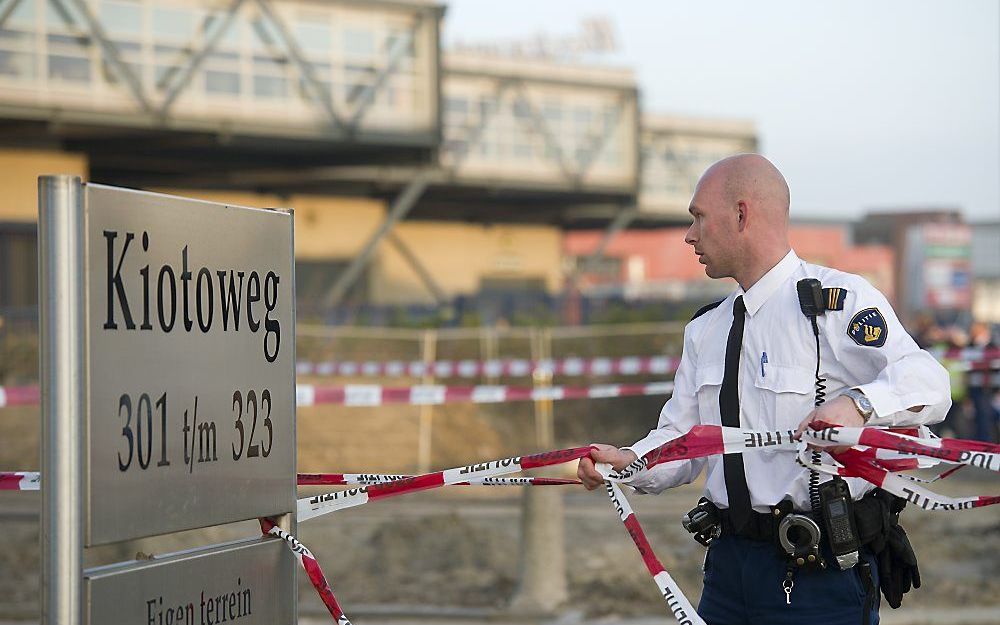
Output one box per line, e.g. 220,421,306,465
737,250,801,317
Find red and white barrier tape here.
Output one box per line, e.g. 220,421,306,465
299,447,593,522
802,424,1000,472
0,382,674,409
298,473,579,486
6,372,998,412
935,347,1000,382
801,449,1000,511
294,382,675,407
0,471,39,490
259,518,352,625
0,385,39,408
604,478,704,625
296,349,1000,379
296,356,681,379
935,346,1000,362
968,371,1000,386
605,424,943,481
607,425,800,481
899,464,965,485
299,423,999,525
0,471,576,490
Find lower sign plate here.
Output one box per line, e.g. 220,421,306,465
85,536,295,625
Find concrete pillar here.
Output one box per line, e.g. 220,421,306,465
509,487,569,614
509,328,567,614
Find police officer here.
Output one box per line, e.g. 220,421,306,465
577,154,951,625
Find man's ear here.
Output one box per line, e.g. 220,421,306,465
736,201,749,232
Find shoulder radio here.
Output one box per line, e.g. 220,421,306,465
793,278,861,571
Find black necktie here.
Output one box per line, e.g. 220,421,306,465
721,296,752,532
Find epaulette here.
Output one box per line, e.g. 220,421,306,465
690,299,724,321
822,287,848,311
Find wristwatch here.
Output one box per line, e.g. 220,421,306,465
841,388,874,423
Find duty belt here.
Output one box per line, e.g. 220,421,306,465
716,491,890,548
717,506,822,542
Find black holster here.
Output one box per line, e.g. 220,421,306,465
852,489,921,609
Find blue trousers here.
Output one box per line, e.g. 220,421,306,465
699,535,879,625
970,386,999,442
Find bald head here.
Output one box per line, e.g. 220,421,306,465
702,153,790,221
685,154,793,289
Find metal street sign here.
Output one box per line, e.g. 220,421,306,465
85,537,295,625
84,184,296,545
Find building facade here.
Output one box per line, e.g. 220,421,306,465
639,114,757,220
971,221,1000,323
0,0,760,322
564,222,894,305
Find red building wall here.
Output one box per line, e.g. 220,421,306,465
564,224,896,304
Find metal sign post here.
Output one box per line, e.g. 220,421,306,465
39,175,85,625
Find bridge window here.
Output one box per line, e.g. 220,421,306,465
573,106,593,129
204,50,240,95
0,13,36,81
100,0,142,37
254,73,286,98
152,6,195,42
48,53,89,82
602,147,621,166
295,20,331,55
253,56,288,99
543,103,561,125
445,96,468,117
4,0,35,28
343,27,374,60
0,49,34,79
45,7,92,83
512,99,531,120
205,12,242,48
205,68,239,95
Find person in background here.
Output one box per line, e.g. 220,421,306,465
968,321,999,442
910,314,942,350
932,326,970,438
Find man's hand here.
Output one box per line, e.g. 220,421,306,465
577,444,638,490
794,395,866,452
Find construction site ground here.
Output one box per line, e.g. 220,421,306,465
1,395,998,623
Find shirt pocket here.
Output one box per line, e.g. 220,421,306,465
694,364,726,426
753,364,816,433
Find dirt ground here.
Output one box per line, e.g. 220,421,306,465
3,470,998,622
1,396,998,622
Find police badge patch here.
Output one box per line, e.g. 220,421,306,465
848,307,888,347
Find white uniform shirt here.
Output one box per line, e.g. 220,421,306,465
625,250,951,512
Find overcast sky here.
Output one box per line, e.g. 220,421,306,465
443,0,1000,222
